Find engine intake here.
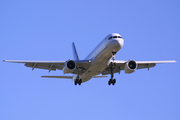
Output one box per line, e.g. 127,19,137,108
63,60,76,74
124,60,137,74
67,60,76,69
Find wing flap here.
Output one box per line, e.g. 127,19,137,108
41,76,73,79
137,63,155,70
25,63,64,70
93,75,108,78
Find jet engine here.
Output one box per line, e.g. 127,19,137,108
124,60,137,74
63,60,76,74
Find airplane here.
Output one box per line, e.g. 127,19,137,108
3,33,176,85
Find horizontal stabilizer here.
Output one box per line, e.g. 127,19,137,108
93,75,108,78
41,76,73,79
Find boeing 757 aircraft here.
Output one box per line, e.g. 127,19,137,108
3,33,176,85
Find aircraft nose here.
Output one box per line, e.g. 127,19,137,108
110,39,124,49
117,39,124,49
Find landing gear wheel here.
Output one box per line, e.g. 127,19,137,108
108,79,113,85
108,79,111,85
75,78,82,86
108,79,116,85
114,79,116,84
78,79,82,85
75,79,78,85
112,79,116,85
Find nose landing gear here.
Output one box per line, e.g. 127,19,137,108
111,52,116,60
108,52,117,85
111,52,116,66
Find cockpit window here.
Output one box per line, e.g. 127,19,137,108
108,36,112,40
108,36,122,40
113,36,117,38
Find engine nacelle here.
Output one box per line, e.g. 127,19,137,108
124,60,137,74
63,60,76,74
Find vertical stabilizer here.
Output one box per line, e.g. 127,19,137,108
72,42,79,60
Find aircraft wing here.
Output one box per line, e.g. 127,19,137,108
102,60,176,75
3,60,91,73
136,60,176,70
3,60,66,71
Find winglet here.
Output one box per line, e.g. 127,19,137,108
72,42,79,60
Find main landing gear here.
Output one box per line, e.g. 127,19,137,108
74,68,82,85
108,66,116,85
75,77,82,85
108,52,117,85
108,78,116,85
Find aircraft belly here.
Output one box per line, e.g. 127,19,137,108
81,56,110,83
81,65,106,83
81,40,121,83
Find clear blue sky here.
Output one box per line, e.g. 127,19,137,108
0,0,179,120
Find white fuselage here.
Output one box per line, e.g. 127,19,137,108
80,33,124,82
